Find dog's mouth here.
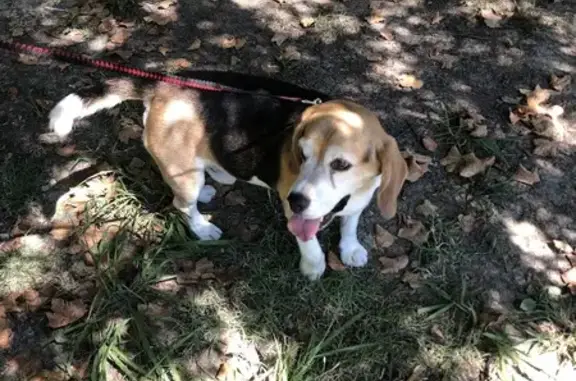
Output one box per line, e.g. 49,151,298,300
287,195,350,241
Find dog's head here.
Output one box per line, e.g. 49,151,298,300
286,100,407,241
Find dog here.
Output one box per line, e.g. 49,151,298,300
47,70,408,280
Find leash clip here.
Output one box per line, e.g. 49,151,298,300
301,98,323,105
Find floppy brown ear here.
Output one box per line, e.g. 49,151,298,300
287,105,320,173
377,137,408,219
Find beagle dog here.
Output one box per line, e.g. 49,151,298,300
47,71,408,280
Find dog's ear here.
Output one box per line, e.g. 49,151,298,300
287,105,319,173
376,137,408,219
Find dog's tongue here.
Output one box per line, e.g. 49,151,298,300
287,215,322,241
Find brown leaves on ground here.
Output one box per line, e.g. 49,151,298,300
422,136,438,152
549,73,571,92
402,271,422,289
509,84,566,142
219,35,247,49
46,298,87,329
379,255,409,274
176,257,216,284
513,165,540,185
188,38,202,51
415,200,438,218
118,116,143,143
398,74,424,89
300,16,316,28
374,224,395,248
479,8,512,28
460,112,488,138
327,251,346,271
440,147,495,178
458,214,476,233
142,0,178,26
402,151,432,182
398,219,429,245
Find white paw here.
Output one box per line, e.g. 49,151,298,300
49,94,83,138
198,185,216,203
189,218,223,240
340,240,368,268
300,258,326,281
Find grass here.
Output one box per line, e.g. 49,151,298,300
1,169,575,380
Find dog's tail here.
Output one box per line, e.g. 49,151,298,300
48,77,146,139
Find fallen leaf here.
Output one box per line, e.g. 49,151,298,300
0,328,12,349
549,74,571,92
188,38,202,51
219,35,244,49
118,117,142,143
46,298,86,328
415,200,438,218
407,364,427,381
379,255,409,274
234,37,247,49
552,240,573,254
152,278,180,293
561,268,576,284
459,153,495,178
327,251,346,271
398,74,423,89
271,33,288,46
533,138,559,157
281,45,301,61
406,159,429,182
365,14,384,25
80,223,120,252
300,16,316,28
440,146,462,173
509,110,521,125
430,324,445,343
422,136,438,152
18,54,39,65
458,214,476,233
216,361,231,380
158,46,170,56
379,28,394,40
525,85,551,111
529,113,564,141
113,50,133,61
374,224,395,248
519,298,537,312
402,271,422,289
470,124,488,137
22,289,43,312
480,9,504,28
431,12,443,25
170,58,192,69
398,219,429,245
513,165,540,185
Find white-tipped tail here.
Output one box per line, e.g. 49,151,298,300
48,94,84,138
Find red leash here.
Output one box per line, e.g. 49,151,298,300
0,39,322,104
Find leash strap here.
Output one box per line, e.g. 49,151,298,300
0,39,322,105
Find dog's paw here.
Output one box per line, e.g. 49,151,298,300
300,258,326,281
198,185,217,203
190,219,223,240
340,240,368,268
49,94,83,138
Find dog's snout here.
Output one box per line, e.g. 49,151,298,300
287,192,310,214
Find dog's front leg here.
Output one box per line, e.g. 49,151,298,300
171,163,222,241
297,237,326,281
339,211,369,268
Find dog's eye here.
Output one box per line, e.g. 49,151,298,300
330,158,352,172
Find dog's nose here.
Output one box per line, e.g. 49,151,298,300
287,192,311,214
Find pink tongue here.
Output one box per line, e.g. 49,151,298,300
287,216,322,241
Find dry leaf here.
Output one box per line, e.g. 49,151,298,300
431,324,446,343
415,200,438,218
379,255,409,274
46,298,86,328
80,223,120,252
513,165,540,185
529,114,564,141
534,138,559,158
440,146,462,173
0,328,12,349
458,214,476,233
549,74,571,92
406,159,429,182
431,12,443,25
158,46,170,56
170,58,192,69
561,268,576,285
327,251,346,271
281,46,301,61
422,136,438,152
459,153,495,178
398,220,429,245
470,124,488,137
509,110,521,124
480,9,504,28
379,28,394,41
365,14,385,25
188,39,202,51
402,271,422,289
374,224,395,248
152,278,180,293
398,74,423,89
271,33,288,46
525,85,551,111
18,54,39,65
300,17,316,28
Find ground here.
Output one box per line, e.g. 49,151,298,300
0,0,576,380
